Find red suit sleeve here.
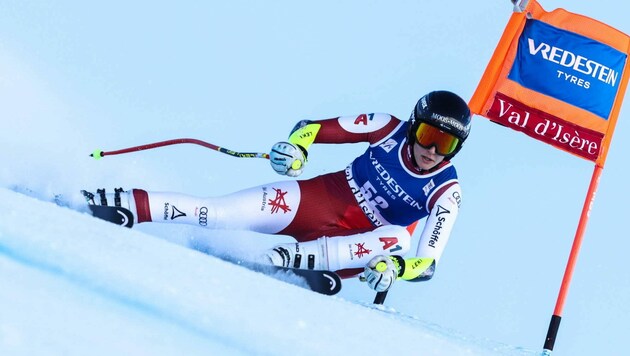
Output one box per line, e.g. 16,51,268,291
312,113,403,145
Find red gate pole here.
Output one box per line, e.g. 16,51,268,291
542,164,603,355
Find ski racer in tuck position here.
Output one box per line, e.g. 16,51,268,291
84,90,472,293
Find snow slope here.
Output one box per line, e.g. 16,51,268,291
2,1,629,355
0,188,535,355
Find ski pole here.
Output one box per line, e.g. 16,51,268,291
358,278,388,305
360,261,391,305
90,138,270,160
371,222,420,305
373,291,388,305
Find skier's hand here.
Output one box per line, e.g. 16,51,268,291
269,141,307,177
362,255,403,292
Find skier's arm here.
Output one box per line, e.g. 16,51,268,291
270,114,401,177
364,255,436,292
363,183,461,291
289,113,402,146
401,182,461,280
414,182,461,265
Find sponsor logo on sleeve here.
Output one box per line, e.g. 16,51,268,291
429,205,451,248
451,191,461,208
354,113,374,125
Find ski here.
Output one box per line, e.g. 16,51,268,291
87,205,134,228
234,261,342,296
79,196,341,295
81,189,134,228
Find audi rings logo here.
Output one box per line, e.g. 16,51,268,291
198,207,208,226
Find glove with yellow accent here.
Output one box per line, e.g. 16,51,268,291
269,142,307,177
269,121,322,177
363,255,436,292
363,255,400,292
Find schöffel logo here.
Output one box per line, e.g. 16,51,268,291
508,19,627,119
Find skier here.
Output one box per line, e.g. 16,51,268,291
83,90,471,293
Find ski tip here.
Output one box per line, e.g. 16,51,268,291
87,205,134,228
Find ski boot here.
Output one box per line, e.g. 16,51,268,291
266,237,329,270
81,188,135,227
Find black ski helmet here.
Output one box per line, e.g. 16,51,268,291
407,90,472,159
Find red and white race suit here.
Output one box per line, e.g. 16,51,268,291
131,113,461,274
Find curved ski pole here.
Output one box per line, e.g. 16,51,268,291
90,138,269,160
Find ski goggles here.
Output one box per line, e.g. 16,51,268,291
414,122,460,156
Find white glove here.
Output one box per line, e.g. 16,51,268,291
269,141,307,177
363,255,400,292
